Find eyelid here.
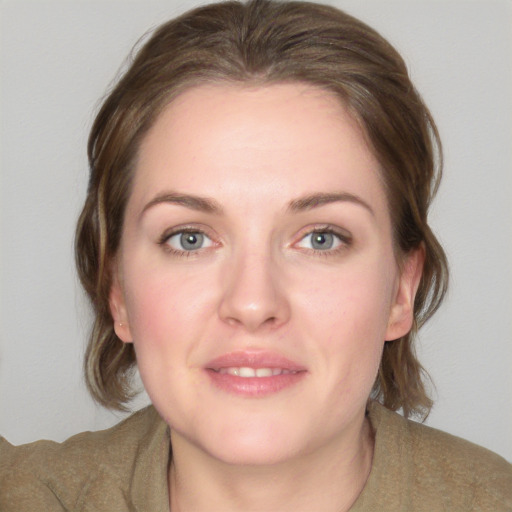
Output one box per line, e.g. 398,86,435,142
158,224,219,254
159,225,207,244
167,231,213,250
156,223,352,256
293,224,353,252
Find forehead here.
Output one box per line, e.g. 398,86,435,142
131,83,387,216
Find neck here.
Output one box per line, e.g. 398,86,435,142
168,415,374,512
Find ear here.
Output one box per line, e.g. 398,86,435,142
109,262,134,343
385,245,425,341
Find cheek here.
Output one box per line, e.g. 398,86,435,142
121,263,219,417
120,263,221,409
123,262,216,342
297,262,396,383
300,265,395,341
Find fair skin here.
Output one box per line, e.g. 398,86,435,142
110,83,423,512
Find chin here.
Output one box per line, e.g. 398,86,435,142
209,438,299,466
196,419,307,466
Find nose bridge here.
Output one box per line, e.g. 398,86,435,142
219,239,289,331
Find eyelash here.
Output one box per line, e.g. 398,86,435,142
157,224,352,258
294,225,352,256
158,226,216,258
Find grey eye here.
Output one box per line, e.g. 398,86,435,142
297,231,343,251
311,232,335,250
180,232,204,250
166,231,213,251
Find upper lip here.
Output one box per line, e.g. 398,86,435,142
205,351,307,372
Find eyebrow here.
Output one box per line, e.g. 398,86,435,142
140,192,224,218
287,192,375,216
140,190,374,219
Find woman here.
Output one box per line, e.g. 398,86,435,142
1,0,511,510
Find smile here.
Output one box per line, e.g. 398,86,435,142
214,367,299,377
205,352,307,396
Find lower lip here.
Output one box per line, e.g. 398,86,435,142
205,369,306,397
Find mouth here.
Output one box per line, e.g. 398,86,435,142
205,352,307,396
213,367,300,377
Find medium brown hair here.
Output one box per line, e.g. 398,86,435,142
76,0,448,417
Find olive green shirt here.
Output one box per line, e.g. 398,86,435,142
1,403,511,511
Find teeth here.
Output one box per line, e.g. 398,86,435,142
256,368,273,377
217,367,295,377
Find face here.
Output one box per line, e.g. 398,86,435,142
110,83,422,466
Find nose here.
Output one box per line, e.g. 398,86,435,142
218,247,290,332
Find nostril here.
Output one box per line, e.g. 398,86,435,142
222,312,279,331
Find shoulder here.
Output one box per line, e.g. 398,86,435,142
361,402,512,511
0,406,169,511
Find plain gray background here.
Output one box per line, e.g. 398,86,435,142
1,1,511,462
